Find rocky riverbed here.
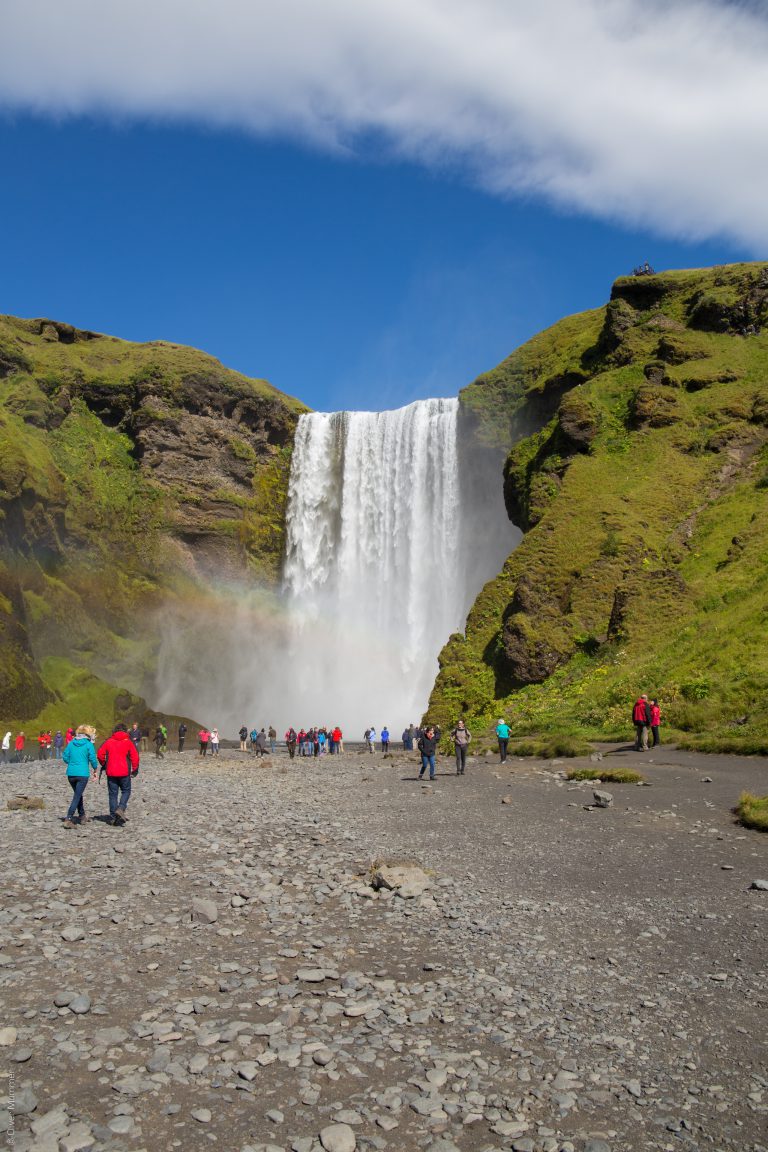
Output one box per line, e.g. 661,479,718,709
1,745,766,1152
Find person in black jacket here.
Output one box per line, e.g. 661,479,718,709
178,722,187,752
417,726,437,781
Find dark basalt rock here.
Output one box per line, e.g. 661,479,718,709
629,384,681,428
557,390,600,451
500,575,574,686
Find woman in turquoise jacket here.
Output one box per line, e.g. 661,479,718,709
62,725,98,827
495,718,511,764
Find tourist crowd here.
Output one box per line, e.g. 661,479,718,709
2,696,662,828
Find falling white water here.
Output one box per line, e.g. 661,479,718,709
152,397,517,737
283,399,476,732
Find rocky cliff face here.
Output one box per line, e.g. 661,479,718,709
430,262,768,751
0,315,306,730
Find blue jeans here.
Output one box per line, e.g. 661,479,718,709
107,775,131,816
67,775,89,819
420,754,435,779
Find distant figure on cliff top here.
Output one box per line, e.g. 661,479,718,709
632,261,655,276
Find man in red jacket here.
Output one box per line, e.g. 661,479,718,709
97,723,139,826
632,694,651,751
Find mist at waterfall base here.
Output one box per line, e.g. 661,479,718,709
154,399,517,737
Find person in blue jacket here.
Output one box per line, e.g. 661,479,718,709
381,726,390,753
62,725,98,827
496,718,511,764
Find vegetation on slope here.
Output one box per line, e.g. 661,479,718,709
429,263,768,752
0,315,306,730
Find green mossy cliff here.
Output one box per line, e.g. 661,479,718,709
0,315,306,732
429,263,768,752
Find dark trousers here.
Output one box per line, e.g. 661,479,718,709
651,725,660,747
498,737,508,762
455,745,467,774
107,775,131,816
66,775,88,819
178,737,185,752
287,743,296,759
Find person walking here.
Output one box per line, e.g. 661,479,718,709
62,724,98,827
198,727,210,756
178,722,188,752
239,725,248,752
650,699,661,748
452,719,472,775
632,694,651,751
381,726,390,753
154,726,165,758
97,723,139,826
13,732,25,763
128,723,141,752
255,728,267,757
496,718,510,764
210,727,220,755
268,726,277,755
417,726,438,781
367,727,376,754
1,731,10,764
285,727,297,759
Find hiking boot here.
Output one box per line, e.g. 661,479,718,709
115,807,128,821
62,818,75,828
114,810,126,826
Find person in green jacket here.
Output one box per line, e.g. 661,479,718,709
495,718,511,764
62,724,98,827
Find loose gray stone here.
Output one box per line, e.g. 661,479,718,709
11,1087,38,1115
750,878,768,891
593,790,614,808
69,994,92,1014
319,1124,356,1152
61,925,85,942
192,898,219,924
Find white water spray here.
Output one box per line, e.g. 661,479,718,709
154,397,516,736
283,398,501,732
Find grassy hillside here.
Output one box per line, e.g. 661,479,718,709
0,315,306,732
429,263,768,753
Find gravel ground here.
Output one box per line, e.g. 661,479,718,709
0,744,766,1152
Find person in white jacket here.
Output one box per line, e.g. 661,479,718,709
1,731,10,764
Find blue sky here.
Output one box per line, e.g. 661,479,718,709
1,1,764,413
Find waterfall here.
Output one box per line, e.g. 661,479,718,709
283,398,509,732
153,396,516,735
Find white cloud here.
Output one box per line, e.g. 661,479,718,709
1,0,766,248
